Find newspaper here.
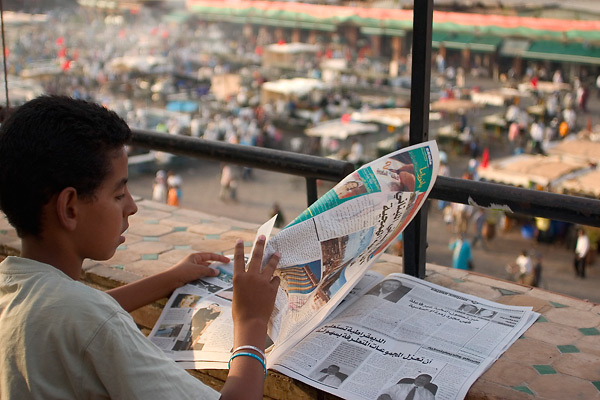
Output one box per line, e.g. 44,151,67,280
147,140,537,398
271,271,539,400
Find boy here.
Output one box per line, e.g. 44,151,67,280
0,96,280,399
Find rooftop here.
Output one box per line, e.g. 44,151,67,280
1,198,598,399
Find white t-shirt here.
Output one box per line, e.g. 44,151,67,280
0,256,220,400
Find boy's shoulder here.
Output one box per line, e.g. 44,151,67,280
1,256,125,325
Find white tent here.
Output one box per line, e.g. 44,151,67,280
305,119,378,140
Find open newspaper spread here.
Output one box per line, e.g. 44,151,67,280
147,140,538,398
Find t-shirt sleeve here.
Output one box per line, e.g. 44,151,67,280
81,310,220,400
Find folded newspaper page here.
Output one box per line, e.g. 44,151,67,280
264,140,439,363
271,271,539,400
149,140,440,366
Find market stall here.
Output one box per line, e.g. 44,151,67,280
477,154,588,189
262,42,319,70
260,77,324,105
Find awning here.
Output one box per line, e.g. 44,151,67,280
432,33,501,53
360,26,406,37
499,39,531,57
521,41,600,65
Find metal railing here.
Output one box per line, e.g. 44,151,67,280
130,129,600,277
130,0,600,280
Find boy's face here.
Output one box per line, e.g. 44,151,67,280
75,147,137,261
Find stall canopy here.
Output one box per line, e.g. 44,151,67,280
187,1,600,42
477,154,588,189
521,40,600,65
305,119,378,140
554,168,600,198
432,33,502,53
546,138,600,164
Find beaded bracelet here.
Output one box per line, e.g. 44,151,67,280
232,345,266,361
228,352,267,378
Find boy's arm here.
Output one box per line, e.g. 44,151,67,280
220,237,281,400
107,253,230,312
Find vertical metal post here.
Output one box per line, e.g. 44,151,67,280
0,0,9,109
306,177,318,206
403,0,433,278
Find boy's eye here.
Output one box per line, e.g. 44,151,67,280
116,194,126,200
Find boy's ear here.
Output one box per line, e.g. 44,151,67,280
56,187,79,231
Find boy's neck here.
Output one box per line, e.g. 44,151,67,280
21,238,82,280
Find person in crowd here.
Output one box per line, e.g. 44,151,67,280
152,170,168,203
219,163,239,202
270,202,286,229
515,249,533,284
167,170,183,206
449,233,473,270
574,228,590,279
0,96,281,399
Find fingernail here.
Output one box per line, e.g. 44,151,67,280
236,238,243,245
274,252,281,258
258,235,266,241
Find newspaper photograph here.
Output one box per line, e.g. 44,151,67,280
271,273,539,400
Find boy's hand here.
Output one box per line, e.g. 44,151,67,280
168,253,230,288
232,235,281,330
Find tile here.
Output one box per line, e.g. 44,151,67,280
173,226,187,232
127,222,173,237
550,301,568,308
545,307,600,328
525,322,583,345
533,365,556,375
125,259,173,277
503,338,559,364
143,237,159,242
468,380,536,399
579,327,600,336
577,335,600,357
220,230,258,242
159,231,210,248
479,358,538,386
554,353,600,381
106,250,141,266
592,381,600,392
557,345,579,353
529,374,598,399
126,241,173,255
191,239,236,254
529,288,595,311
141,254,159,260
511,385,535,395
189,223,231,235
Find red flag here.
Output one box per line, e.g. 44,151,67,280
56,37,64,46
481,147,490,168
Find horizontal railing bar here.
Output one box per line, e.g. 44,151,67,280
131,129,355,182
431,176,600,228
131,130,600,228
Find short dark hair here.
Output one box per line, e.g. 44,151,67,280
0,96,131,237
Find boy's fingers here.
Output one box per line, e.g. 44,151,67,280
247,235,266,273
233,239,245,276
193,253,230,264
262,252,281,277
